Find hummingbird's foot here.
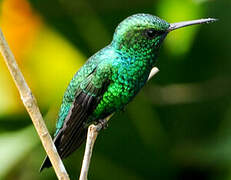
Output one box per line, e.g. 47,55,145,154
97,119,108,130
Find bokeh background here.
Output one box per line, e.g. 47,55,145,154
0,0,231,179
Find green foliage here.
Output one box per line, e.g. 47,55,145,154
0,126,38,178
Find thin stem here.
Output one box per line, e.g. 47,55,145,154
79,67,159,180
79,115,112,180
148,67,159,80
79,125,99,180
0,29,70,180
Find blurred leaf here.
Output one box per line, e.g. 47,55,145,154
0,0,42,60
0,64,18,114
0,0,42,114
90,154,143,180
0,125,39,178
127,91,167,148
28,0,111,55
24,26,85,107
0,0,86,112
157,0,203,57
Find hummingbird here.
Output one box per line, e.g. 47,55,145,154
40,13,216,171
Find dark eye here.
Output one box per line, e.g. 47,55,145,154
144,29,165,39
145,29,157,39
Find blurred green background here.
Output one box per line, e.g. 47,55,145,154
0,0,231,179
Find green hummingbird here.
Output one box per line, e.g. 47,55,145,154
40,13,216,171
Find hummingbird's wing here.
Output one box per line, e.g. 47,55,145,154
56,72,110,158
40,65,111,171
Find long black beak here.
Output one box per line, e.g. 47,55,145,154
168,18,218,31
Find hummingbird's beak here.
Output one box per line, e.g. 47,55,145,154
168,18,218,31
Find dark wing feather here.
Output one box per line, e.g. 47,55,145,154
40,71,110,172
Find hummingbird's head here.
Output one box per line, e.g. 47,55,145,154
112,14,170,54
112,13,217,58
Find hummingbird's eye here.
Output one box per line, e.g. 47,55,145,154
144,29,158,39
144,29,165,39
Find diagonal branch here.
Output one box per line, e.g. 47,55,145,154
0,29,70,180
79,67,159,180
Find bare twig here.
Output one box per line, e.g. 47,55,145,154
79,114,112,180
79,67,159,180
79,125,98,180
148,67,159,80
0,29,70,180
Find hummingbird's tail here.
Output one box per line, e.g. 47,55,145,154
39,127,88,172
39,156,52,172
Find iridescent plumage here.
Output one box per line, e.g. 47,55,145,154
40,13,216,171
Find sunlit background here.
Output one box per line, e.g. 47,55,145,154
0,0,230,179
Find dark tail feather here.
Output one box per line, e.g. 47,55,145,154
39,128,87,172
39,156,52,172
